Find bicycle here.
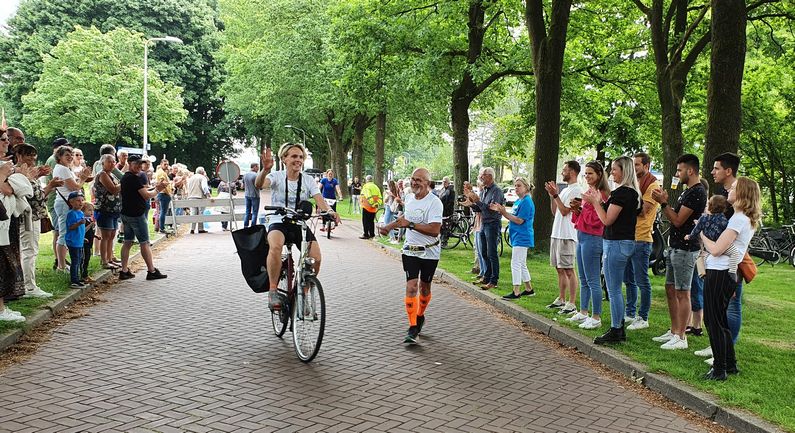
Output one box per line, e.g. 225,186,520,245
321,198,336,239
262,204,327,362
440,209,474,249
748,223,795,266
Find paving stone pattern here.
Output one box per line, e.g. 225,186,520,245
0,217,707,432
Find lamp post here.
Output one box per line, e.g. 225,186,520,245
284,124,307,146
143,36,183,156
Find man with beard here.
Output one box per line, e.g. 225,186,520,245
651,154,706,351
379,168,443,344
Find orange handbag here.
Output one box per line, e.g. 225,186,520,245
737,252,757,283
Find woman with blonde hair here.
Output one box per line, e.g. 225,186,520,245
700,176,760,381
490,177,536,299
583,156,641,344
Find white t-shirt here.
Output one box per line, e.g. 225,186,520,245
402,192,444,260
52,163,77,203
551,183,583,240
705,211,754,270
265,171,320,226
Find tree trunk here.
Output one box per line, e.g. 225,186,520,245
702,0,746,190
327,116,349,199
351,113,369,182
374,111,386,189
451,94,473,194
526,0,572,250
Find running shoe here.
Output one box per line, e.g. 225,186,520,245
404,326,419,344
416,316,425,335
546,297,565,309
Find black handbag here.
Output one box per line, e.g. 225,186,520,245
232,224,270,293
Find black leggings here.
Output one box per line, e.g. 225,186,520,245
362,209,376,238
704,269,737,372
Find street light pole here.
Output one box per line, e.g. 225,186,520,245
284,124,307,146
143,36,183,156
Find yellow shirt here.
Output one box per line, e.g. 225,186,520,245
155,168,174,196
635,180,660,242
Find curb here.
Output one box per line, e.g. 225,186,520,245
0,233,168,355
374,242,785,433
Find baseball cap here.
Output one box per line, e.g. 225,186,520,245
127,154,143,164
67,191,84,201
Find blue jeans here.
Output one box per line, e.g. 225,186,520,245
603,239,634,328
479,221,501,285
577,232,603,316
474,230,487,276
623,241,652,320
244,196,260,228
691,269,704,311
68,246,83,284
383,205,396,238
157,193,172,231
728,281,742,343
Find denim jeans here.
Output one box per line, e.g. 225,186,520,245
157,193,172,231
479,221,501,285
244,196,260,228
68,246,83,284
603,239,634,328
623,241,652,320
690,269,704,311
577,232,603,315
383,205,396,238
728,281,742,343
474,229,486,276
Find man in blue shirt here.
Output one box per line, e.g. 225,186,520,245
242,163,260,227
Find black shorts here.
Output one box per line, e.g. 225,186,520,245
268,222,316,246
401,254,439,283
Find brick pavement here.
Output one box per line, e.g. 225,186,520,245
0,214,709,432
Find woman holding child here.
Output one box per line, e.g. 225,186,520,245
700,177,760,381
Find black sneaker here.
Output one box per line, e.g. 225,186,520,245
593,327,626,345
146,268,167,280
520,289,535,297
502,292,521,300
118,270,135,280
416,316,425,335
404,326,419,344
685,326,703,336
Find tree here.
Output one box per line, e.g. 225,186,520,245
525,0,573,248
21,26,187,147
0,0,227,167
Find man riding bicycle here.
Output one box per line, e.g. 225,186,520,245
255,143,340,310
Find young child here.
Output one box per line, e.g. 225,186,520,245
81,202,98,283
686,195,741,282
65,191,89,289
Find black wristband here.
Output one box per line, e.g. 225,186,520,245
552,194,559,199
660,202,668,209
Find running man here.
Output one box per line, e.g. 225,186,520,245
379,168,443,344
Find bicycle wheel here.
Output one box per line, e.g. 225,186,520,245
326,218,332,239
503,225,511,247
498,231,504,257
292,275,326,362
790,246,795,268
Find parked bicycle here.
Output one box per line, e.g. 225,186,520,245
748,222,795,267
263,205,327,362
440,209,474,249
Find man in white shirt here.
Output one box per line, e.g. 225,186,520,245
379,168,442,344
544,161,584,314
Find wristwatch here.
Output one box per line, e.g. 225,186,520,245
660,202,668,209
408,222,416,230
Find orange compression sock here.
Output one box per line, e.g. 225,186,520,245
405,296,418,326
418,293,432,317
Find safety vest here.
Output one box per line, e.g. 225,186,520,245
360,182,383,213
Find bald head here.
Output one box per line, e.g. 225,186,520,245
7,128,24,147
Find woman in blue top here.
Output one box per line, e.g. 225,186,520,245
490,177,535,300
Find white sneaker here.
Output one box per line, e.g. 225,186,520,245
0,308,25,322
694,346,713,357
652,330,674,342
661,335,688,350
624,315,636,324
23,287,53,299
627,318,649,330
567,312,588,322
546,297,565,309
705,357,714,366
558,302,577,315
579,317,602,329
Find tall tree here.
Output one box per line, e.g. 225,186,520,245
525,0,573,248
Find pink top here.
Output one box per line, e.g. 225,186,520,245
572,190,607,237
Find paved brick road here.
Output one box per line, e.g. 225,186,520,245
0,215,708,432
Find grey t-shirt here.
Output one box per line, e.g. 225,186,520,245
243,171,259,198
265,171,320,226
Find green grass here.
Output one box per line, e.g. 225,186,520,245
0,224,155,334
377,236,795,432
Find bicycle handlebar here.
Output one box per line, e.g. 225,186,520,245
263,205,333,221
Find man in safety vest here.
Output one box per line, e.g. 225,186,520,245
359,175,383,239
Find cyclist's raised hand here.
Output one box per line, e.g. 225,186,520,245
261,147,274,172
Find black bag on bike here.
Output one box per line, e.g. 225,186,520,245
232,224,270,293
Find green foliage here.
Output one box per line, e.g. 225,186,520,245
21,26,187,147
